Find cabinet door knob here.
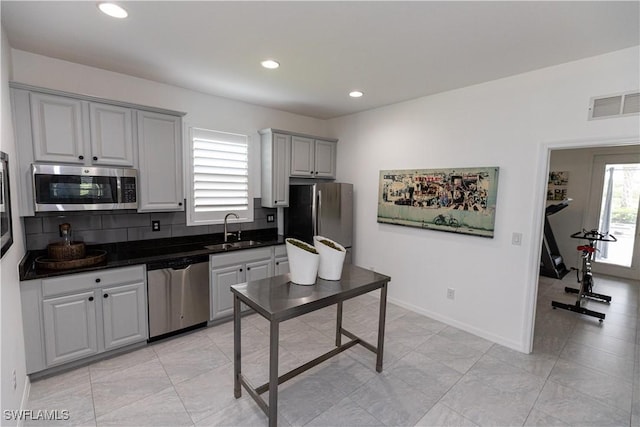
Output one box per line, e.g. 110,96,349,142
310,171,314,175
247,267,251,270
78,155,84,160
239,268,243,272
95,278,101,283
178,202,182,206
93,156,98,161
276,262,279,265
274,201,278,204
88,296,94,301
103,293,109,298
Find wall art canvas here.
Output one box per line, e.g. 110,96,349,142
377,167,500,238
547,171,569,201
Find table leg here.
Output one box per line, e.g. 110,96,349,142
376,282,388,372
335,301,343,347
268,319,279,427
233,294,241,398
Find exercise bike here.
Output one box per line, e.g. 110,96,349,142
551,229,617,322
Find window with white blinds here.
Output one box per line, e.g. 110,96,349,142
187,128,253,225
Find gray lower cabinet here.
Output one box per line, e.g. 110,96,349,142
42,290,98,366
210,247,274,320
210,263,244,321
21,265,148,374
101,282,148,351
274,244,290,276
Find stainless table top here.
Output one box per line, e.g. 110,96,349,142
230,264,390,322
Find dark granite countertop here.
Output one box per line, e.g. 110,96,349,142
19,228,285,281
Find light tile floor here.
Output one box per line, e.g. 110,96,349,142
25,273,640,426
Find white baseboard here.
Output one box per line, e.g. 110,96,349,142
386,295,527,353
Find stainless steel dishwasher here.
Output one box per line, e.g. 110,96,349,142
147,255,210,340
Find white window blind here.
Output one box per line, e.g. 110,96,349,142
187,128,253,225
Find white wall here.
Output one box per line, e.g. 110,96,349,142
1,26,28,421
548,145,640,273
328,47,640,352
6,43,640,356
10,49,331,202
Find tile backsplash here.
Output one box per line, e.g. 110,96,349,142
24,198,276,250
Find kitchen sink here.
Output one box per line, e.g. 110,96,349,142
204,240,261,251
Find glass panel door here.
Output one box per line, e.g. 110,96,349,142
596,163,640,268
586,152,640,280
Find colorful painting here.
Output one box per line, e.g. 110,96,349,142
377,167,500,237
547,171,569,201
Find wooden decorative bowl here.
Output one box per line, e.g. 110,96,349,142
47,242,86,260
36,250,107,271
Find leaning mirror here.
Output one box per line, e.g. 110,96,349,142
1,151,13,258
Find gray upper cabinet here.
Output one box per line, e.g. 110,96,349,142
260,128,337,208
314,139,337,178
30,93,135,167
290,136,337,179
30,92,85,164
260,129,291,208
10,84,185,216
89,103,135,166
290,136,315,177
137,111,184,212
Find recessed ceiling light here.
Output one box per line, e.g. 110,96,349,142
261,59,280,69
98,2,128,19
349,91,364,98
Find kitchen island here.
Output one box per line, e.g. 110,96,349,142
231,264,390,427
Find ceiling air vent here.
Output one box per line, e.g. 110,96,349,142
589,91,640,120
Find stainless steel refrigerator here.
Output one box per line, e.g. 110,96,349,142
284,183,353,263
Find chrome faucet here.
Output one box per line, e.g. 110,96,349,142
224,213,239,242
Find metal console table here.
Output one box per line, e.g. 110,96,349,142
231,264,391,427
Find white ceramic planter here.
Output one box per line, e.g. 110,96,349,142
285,238,320,285
313,235,347,280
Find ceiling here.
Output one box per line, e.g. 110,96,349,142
2,1,639,119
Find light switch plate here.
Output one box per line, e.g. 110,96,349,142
512,232,522,246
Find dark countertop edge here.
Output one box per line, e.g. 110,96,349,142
19,229,285,281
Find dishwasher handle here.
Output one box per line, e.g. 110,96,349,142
146,254,209,271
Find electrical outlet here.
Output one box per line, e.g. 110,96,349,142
266,214,275,223
151,220,160,232
12,369,16,390
447,288,455,300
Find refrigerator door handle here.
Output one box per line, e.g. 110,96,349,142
314,189,321,236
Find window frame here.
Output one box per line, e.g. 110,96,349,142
186,127,254,226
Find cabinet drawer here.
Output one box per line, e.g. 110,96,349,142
210,247,272,267
274,244,287,258
42,265,145,297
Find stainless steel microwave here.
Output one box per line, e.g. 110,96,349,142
32,164,138,212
